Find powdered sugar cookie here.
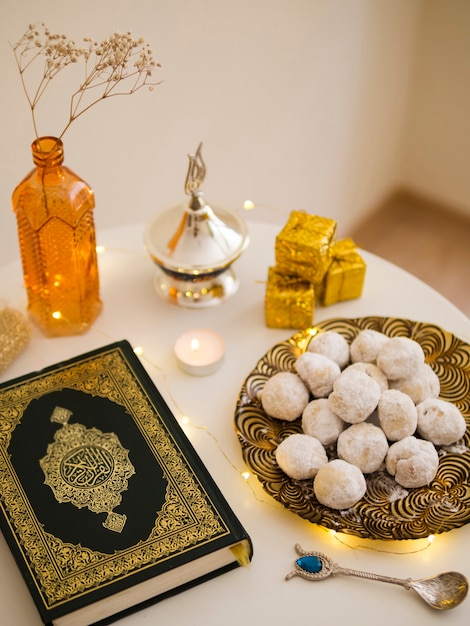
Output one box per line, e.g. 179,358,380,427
378,389,418,441
328,368,381,424
416,398,466,446
385,436,439,488
275,433,328,480
295,352,341,398
261,371,310,421
337,422,389,473
350,329,389,364
344,361,388,392
307,330,350,369
314,459,367,509
390,363,440,404
302,398,346,446
376,336,425,380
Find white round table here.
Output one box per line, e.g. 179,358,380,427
1,218,469,626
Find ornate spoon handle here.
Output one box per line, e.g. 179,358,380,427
285,545,409,586
286,544,468,610
331,563,412,588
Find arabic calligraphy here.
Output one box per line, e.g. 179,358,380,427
61,445,114,488
40,406,135,532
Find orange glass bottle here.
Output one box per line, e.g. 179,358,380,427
12,137,102,336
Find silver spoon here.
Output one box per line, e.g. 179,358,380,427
286,544,468,610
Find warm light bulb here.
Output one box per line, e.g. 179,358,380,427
96,245,106,254
190,338,200,351
242,471,251,480
243,200,255,210
428,534,435,544
133,346,144,356
52,311,62,320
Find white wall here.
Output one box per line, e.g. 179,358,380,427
399,0,470,215
0,0,422,267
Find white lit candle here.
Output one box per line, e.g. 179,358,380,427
174,329,225,376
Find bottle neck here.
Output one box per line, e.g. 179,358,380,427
32,136,64,168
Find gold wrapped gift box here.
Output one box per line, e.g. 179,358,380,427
318,237,366,306
275,211,337,284
265,266,314,329
265,211,366,329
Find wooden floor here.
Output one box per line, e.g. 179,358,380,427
349,189,470,317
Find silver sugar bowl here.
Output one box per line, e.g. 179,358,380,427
144,144,249,308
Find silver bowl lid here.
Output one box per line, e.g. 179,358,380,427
144,144,249,276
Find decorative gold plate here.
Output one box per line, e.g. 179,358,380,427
234,317,470,540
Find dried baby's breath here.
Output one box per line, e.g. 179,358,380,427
12,22,161,139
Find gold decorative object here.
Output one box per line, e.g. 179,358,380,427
0,307,31,373
265,266,314,329
266,212,367,329
144,143,249,307
275,211,336,284
318,238,366,306
235,316,470,540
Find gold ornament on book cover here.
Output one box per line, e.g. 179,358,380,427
40,406,135,533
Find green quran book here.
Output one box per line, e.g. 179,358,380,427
0,340,252,626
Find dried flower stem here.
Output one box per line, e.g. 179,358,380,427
12,23,161,140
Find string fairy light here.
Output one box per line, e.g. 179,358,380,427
240,199,291,220
327,528,437,555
